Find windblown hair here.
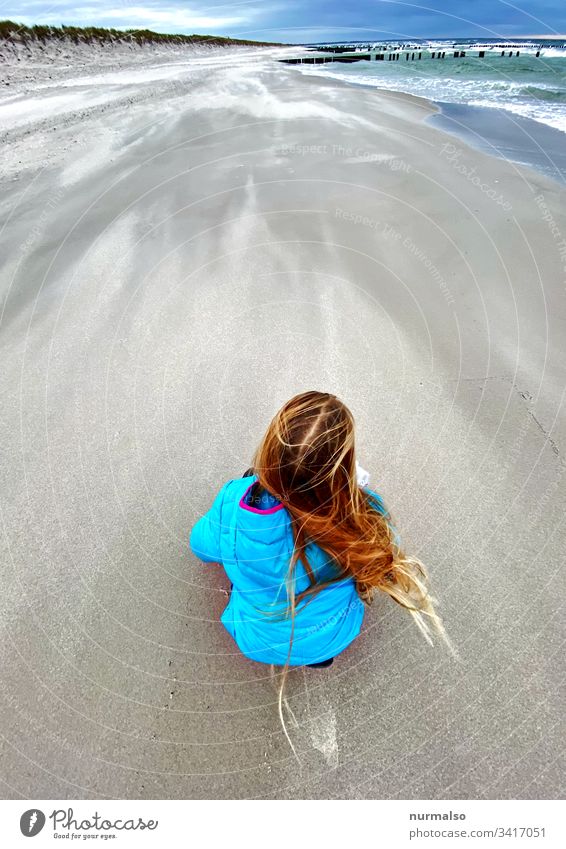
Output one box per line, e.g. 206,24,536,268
251,391,454,757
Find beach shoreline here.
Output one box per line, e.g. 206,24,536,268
429,99,566,184
1,54,565,799
4,42,563,186
291,65,566,185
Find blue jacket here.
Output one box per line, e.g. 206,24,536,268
190,475,387,666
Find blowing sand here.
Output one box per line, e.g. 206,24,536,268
1,49,565,799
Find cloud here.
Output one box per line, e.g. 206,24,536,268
100,6,249,30
3,0,565,40
4,2,260,32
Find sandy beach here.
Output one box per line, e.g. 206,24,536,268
1,46,565,799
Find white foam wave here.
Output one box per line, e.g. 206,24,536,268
468,99,566,133
297,64,566,135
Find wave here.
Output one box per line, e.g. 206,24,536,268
519,85,566,101
468,99,566,133
297,61,566,135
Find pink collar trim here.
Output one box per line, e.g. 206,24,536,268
239,482,285,515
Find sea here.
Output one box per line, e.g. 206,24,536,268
296,38,566,182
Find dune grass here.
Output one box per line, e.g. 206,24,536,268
0,20,283,48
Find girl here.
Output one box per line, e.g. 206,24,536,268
190,391,452,745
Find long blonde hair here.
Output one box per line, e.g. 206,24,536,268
251,391,455,756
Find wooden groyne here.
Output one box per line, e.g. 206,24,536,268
279,47,540,65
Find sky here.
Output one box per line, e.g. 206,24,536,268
3,1,566,43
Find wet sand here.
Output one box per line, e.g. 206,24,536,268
430,100,566,184
1,53,565,799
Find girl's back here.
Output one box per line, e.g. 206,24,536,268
190,474,385,665
191,391,450,676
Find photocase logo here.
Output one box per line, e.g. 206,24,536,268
20,809,46,837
